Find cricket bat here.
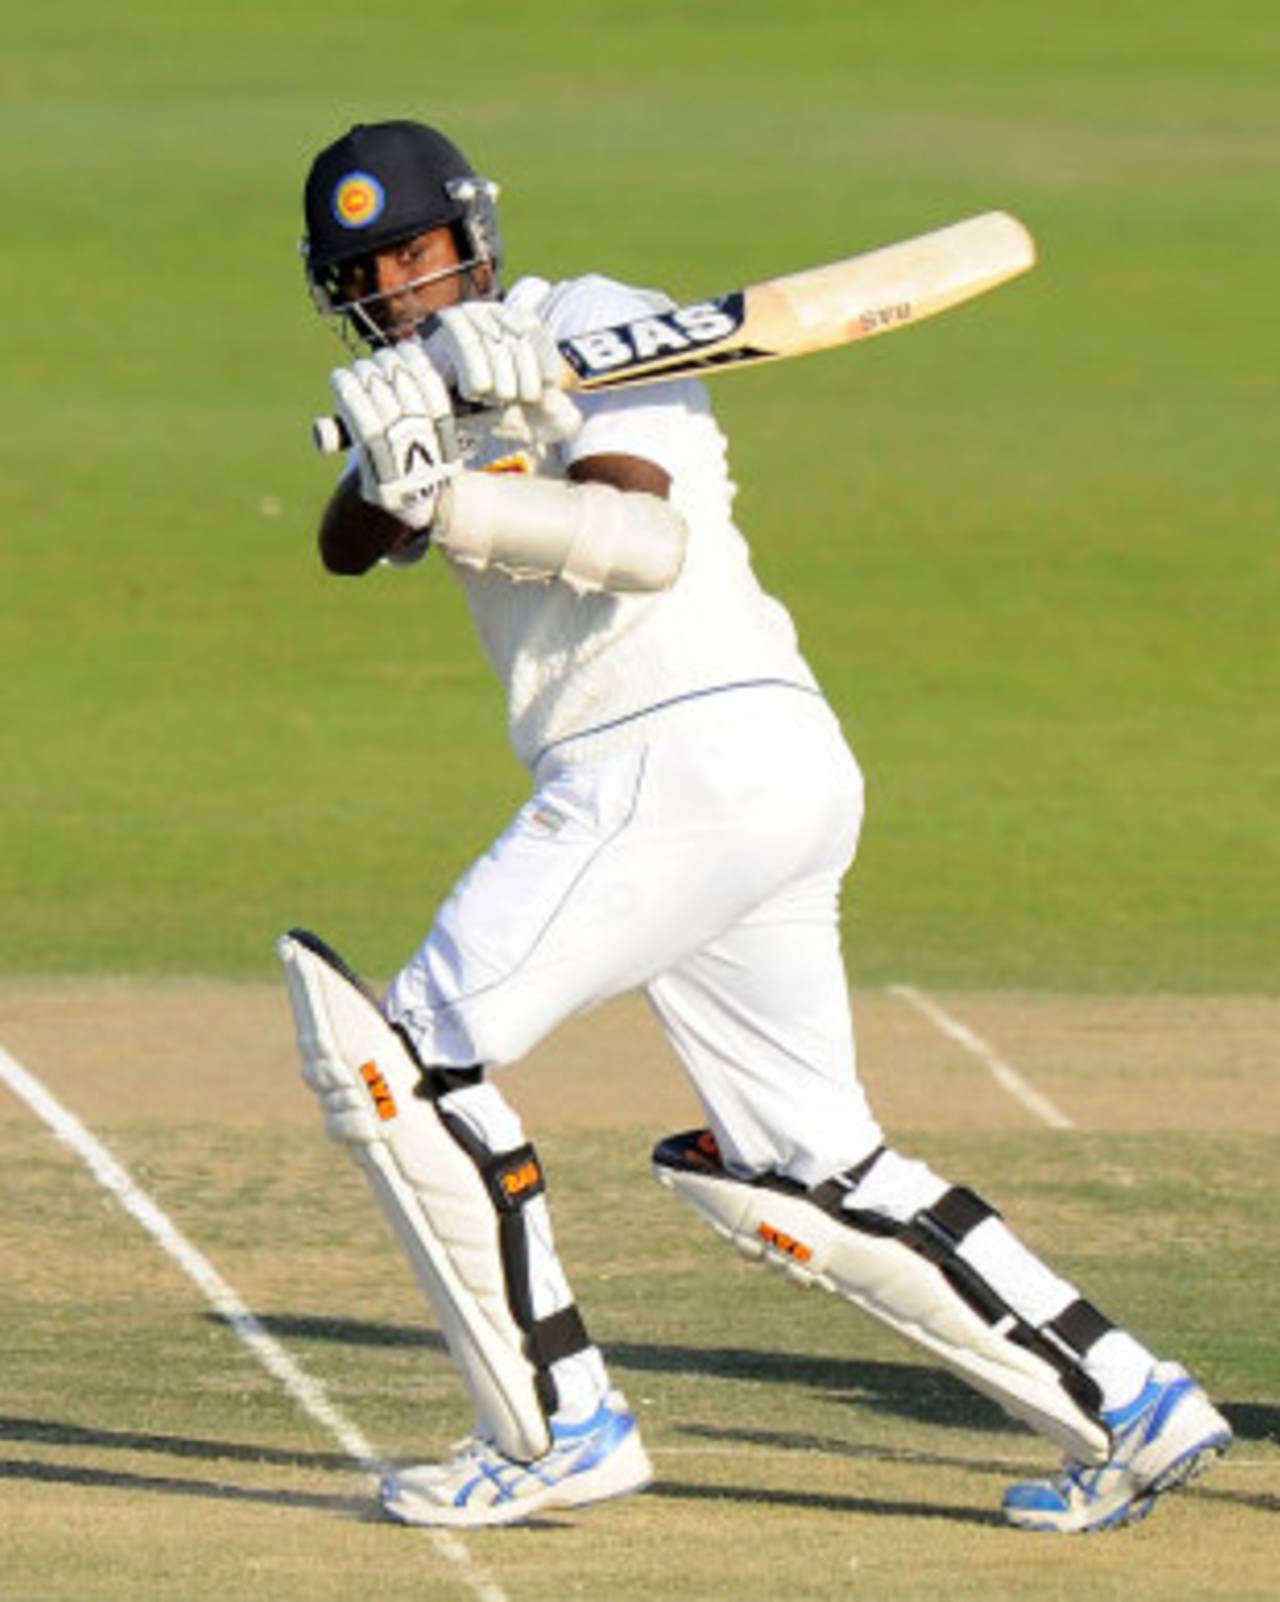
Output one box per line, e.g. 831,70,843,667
312,209,1035,454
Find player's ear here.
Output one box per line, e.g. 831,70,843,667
468,260,496,298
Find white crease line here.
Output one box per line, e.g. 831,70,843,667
0,1041,508,1602
888,985,1075,1130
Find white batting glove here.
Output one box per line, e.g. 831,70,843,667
330,343,460,529
435,300,582,445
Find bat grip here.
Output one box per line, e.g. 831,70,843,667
311,352,581,456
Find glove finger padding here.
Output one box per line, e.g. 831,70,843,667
330,343,459,531
369,350,411,426
330,366,384,442
434,304,491,401
487,335,522,406
492,305,546,405
435,301,583,451
436,301,559,408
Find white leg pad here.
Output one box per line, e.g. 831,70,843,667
277,929,552,1462
655,1145,1110,1462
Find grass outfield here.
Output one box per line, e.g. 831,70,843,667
2,985,1277,1601
1,1,1276,988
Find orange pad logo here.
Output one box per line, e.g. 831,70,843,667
360,1060,398,1120
500,1157,544,1201
758,1220,813,1264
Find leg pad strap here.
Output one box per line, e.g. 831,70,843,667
654,1129,1111,1461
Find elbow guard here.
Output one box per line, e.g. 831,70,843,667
434,470,688,594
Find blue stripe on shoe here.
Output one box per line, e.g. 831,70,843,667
1004,1484,1071,1514
1102,1373,1163,1431
571,1411,632,1475
1140,1377,1196,1447
551,1398,616,1440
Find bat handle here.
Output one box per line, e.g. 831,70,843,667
313,415,351,456
310,350,581,456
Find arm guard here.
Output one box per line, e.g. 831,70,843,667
433,470,687,594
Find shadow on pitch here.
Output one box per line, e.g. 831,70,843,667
247,1314,1280,1447
247,1313,1280,1461
675,1419,1030,1479
647,1476,1004,1527
662,1423,1279,1521
0,1413,356,1471
607,1340,1019,1435
0,1452,370,1515
0,1415,375,1518
647,1473,1279,1523
246,1311,1016,1436
1217,1399,1280,1449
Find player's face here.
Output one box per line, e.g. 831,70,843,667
375,228,468,333
341,227,471,341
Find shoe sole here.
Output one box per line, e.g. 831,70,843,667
1092,1433,1232,1534
1005,1429,1232,1535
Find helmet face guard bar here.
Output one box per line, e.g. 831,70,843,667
308,249,481,350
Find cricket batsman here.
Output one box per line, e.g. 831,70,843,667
277,118,1231,1531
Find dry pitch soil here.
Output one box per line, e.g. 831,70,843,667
2,982,1276,1140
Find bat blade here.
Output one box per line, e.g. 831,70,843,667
311,210,1035,453
562,210,1036,390
757,208,1036,350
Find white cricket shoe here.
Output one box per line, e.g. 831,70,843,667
379,1391,653,1528
1003,1362,1232,1533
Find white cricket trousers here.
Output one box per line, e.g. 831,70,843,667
385,684,885,1185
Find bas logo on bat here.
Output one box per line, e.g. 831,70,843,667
560,294,748,379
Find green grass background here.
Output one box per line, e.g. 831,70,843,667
1,0,1275,988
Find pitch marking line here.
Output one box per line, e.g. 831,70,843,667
889,985,1075,1130
0,1041,509,1602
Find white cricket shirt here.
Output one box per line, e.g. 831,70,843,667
437,273,820,768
